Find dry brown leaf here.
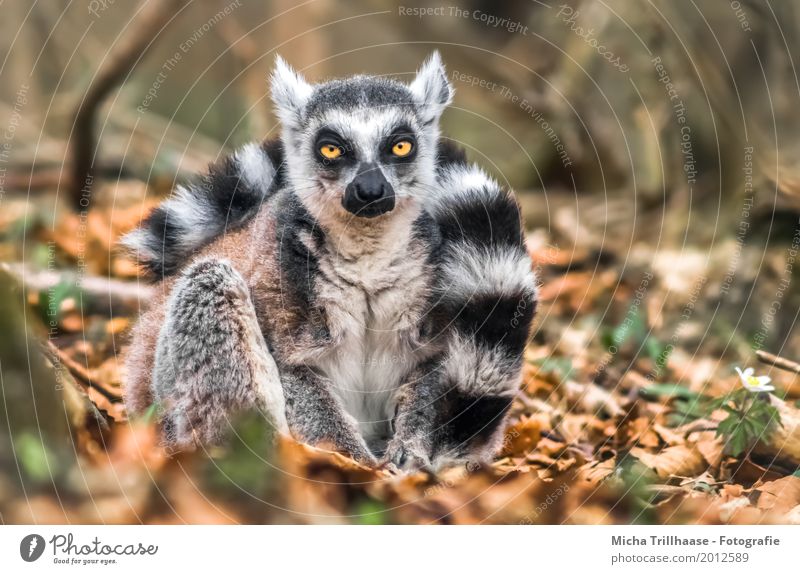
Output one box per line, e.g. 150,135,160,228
537,271,593,303
537,436,568,457
576,459,615,486
630,445,706,479
717,497,755,523
106,316,130,335
526,452,559,467
722,484,745,500
694,430,724,468
501,416,541,456
679,471,718,490
112,256,143,279
563,380,624,417
527,242,584,268
755,476,800,514
626,417,661,448
557,414,607,444
727,456,784,486
786,504,800,524
555,454,577,472
59,311,84,333
753,397,800,466
653,423,685,446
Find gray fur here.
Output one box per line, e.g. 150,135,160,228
280,365,376,465
153,259,287,447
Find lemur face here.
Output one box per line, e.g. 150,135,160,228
270,53,453,222
308,109,419,218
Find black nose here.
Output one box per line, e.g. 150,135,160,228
352,166,389,201
343,163,395,217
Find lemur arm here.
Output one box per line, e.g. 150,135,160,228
385,161,537,471
280,366,376,465
263,191,377,466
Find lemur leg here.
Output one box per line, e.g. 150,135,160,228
280,366,376,466
153,259,288,448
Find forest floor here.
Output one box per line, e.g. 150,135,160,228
1,180,800,525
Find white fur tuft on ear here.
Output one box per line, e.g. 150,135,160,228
270,56,313,129
409,51,453,123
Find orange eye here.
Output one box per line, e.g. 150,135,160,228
320,144,342,159
392,140,413,157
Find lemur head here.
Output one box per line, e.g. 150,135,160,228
270,52,453,223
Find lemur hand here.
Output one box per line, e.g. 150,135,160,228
380,436,433,473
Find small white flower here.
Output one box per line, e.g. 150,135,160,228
735,367,775,393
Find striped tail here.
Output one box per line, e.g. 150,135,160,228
122,139,284,278
428,161,537,460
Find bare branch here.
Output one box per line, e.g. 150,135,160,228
756,350,800,375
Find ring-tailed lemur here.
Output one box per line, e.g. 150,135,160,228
122,52,537,471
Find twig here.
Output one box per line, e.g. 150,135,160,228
1,262,153,314
756,350,800,375
677,419,719,438
41,340,122,404
684,426,719,438
68,0,188,210
39,350,112,432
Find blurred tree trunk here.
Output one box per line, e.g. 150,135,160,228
0,269,70,514
0,269,109,521
68,0,189,211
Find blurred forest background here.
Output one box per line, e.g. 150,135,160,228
2,0,800,524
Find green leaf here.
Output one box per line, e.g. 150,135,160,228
600,327,615,350
714,390,784,458
724,427,748,457
706,395,729,410
353,499,388,525
202,412,277,496
610,307,646,349
15,432,55,482
721,404,739,415
645,336,667,366
740,417,761,441
640,383,698,401
755,401,781,423
668,397,710,425
533,357,574,382
715,416,738,438
36,277,82,326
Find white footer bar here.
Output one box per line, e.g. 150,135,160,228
0,525,796,572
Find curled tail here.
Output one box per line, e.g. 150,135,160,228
427,160,537,458
122,139,285,278
431,161,538,375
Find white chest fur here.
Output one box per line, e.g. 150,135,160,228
310,233,432,447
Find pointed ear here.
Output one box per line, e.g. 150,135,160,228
270,56,313,129
409,51,453,123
